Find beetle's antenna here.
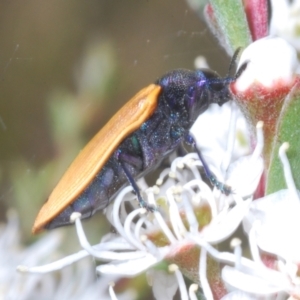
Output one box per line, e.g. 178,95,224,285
234,61,248,80
209,48,247,85
227,47,242,78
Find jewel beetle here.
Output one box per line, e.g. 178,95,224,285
32,52,247,234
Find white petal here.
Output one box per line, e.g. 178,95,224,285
191,103,233,172
201,199,251,243
243,190,289,233
227,155,263,197
148,269,178,300
244,190,300,262
222,266,286,295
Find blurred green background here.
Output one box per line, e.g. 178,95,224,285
0,1,229,243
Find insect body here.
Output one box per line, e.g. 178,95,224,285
32,65,245,234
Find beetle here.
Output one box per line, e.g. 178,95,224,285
32,52,247,234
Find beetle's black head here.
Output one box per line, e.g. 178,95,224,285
156,68,233,124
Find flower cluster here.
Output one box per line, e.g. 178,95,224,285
2,211,131,300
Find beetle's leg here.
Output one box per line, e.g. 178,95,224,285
116,151,156,212
184,134,231,195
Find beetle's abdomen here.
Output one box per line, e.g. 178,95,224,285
44,157,128,229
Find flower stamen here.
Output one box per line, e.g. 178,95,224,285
181,191,199,234
199,248,213,300
168,264,189,300
183,179,217,217
279,142,299,202
123,208,147,251
166,188,187,240
252,121,264,162
189,283,199,300
108,282,118,300
17,250,89,273
248,221,264,267
230,238,242,270
153,210,177,243
111,186,136,239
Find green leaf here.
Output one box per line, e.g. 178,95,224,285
210,0,252,53
267,80,300,194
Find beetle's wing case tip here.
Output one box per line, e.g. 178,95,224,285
32,199,55,234
32,225,43,234
32,209,46,234
32,209,47,234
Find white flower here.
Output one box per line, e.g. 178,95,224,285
218,143,300,298
2,211,127,300
235,37,299,92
